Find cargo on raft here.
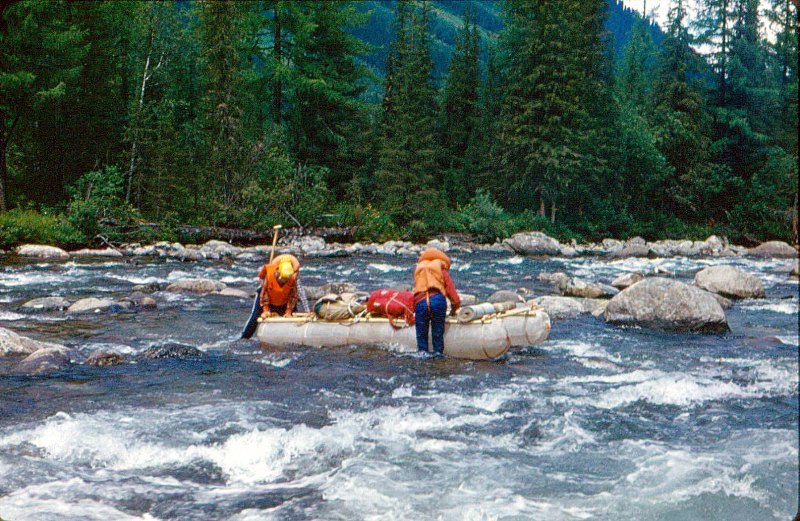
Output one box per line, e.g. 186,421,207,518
256,304,551,360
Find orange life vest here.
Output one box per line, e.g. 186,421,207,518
413,259,446,294
264,263,297,306
418,248,451,270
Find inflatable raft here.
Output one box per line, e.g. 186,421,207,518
256,304,550,360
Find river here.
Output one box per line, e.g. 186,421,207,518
0,251,797,520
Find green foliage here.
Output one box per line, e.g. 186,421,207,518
66,166,141,239
0,209,84,249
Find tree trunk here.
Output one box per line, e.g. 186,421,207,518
272,2,282,125
550,201,556,224
719,0,728,105
0,134,8,211
793,191,798,246
538,197,545,217
126,20,155,204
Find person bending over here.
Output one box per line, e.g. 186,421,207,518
413,248,460,357
258,254,300,318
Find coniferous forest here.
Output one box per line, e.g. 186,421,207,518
0,0,796,247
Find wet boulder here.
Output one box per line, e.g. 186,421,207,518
176,248,205,262
20,296,71,312
12,347,71,374
746,241,798,258
694,265,765,299
86,350,126,367
16,244,70,260
425,239,450,252
487,289,528,304
503,232,562,256
68,298,130,314
611,272,643,289
140,342,203,359
791,261,799,281
609,243,650,259
121,292,157,310
132,282,164,293
0,327,65,356
537,272,571,288
218,288,251,299
604,278,728,332
559,245,578,257
70,248,124,258
601,238,624,253
648,239,697,258
559,278,618,299
166,278,226,294
532,296,586,319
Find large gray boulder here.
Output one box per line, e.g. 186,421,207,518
604,278,728,332
12,347,71,374
0,327,65,356
537,272,571,287
560,278,618,299
20,296,71,312
609,244,650,259
532,296,586,319
68,298,129,314
746,241,798,258
218,288,251,299
16,244,69,260
140,342,203,359
611,272,643,289
166,278,226,294
487,289,528,303
503,232,562,256
694,265,765,299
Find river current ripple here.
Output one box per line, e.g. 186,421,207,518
0,252,797,520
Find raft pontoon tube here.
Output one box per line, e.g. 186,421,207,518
256,304,550,360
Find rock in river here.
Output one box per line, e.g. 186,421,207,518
12,347,71,375
68,298,130,314
16,244,70,260
559,278,618,299
611,272,643,289
532,296,586,319
503,232,562,256
20,296,71,312
694,265,765,299
140,343,203,359
86,350,126,367
604,278,728,332
166,278,226,294
218,288,251,299
746,241,798,258
0,327,66,356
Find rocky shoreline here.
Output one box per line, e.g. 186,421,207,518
5,230,799,262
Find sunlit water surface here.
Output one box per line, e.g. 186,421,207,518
0,252,797,520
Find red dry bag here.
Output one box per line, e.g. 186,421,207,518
366,289,415,327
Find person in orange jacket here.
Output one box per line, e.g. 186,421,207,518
413,248,460,356
258,254,300,318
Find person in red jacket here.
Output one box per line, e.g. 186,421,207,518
413,248,460,356
258,254,300,318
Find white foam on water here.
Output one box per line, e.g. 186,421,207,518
78,342,136,356
257,355,293,368
367,263,405,273
0,310,26,321
219,275,252,284
498,256,525,265
391,384,413,398
777,335,799,346
572,364,798,409
0,477,161,521
539,340,624,365
741,299,799,315
102,273,165,285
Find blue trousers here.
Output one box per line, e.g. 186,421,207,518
415,292,447,354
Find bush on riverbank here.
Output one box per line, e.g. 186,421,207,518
0,209,85,249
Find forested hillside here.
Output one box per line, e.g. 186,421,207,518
0,0,796,248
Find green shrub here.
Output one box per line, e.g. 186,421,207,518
0,209,85,249
67,166,141,240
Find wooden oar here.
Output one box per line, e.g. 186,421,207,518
241,224,282,339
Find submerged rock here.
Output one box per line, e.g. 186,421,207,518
16,244,70,260
694,265,765,299
218,288,251,299
12,347,71,374
604,278,728,332
611,272,643,289
537,272,571,287
70,248,124,258
532,296,586,319
86,350,126,367
746,241,798,258
166,278,226,294
504,232,562,256
121,292,157,310
20,296,71,312
0,327,65,356
132,282,164,293
68,298,129,314
140,343,203,359
559,278,618,299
